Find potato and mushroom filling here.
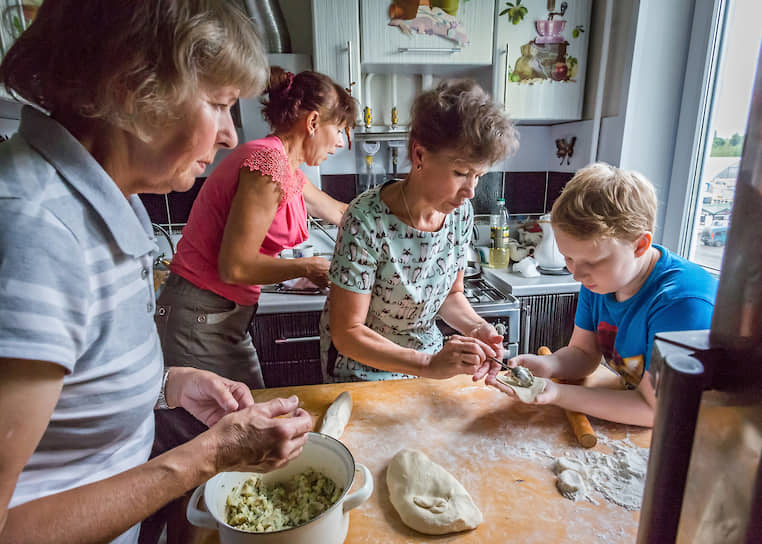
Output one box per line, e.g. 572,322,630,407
225,469,343,532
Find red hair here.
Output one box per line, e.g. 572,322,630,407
261,66,357,136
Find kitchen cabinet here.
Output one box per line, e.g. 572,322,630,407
250,311,323,387
0,1,30,101
519,292,578,353
359,0,495,66
493,0,591,121
311,0,362,106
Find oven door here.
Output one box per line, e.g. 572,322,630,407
436,306,520,360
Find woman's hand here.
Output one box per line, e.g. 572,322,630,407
301,256,331,288
427,335,500,380
165,367,255,427
205,395,313,473
465,322,505,381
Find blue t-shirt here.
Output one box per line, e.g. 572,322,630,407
574,245,717,388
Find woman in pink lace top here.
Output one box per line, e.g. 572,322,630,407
144,66,356,542
157,66,356,390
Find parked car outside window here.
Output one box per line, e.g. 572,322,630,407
701,225,728,246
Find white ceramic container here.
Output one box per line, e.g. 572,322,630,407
187,432,373,544
534,213,567,270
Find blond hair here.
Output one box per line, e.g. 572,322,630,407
0,0,267,143
551,163,657,241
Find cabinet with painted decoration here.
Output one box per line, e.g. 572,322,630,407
360,0,495,66
493,0,592,121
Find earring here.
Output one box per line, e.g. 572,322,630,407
310,131,315,138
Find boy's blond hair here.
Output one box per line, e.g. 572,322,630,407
551,163,657,241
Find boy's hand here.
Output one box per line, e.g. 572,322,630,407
485,374,560,405
506,353,555,378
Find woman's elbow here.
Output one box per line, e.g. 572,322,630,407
218,261,242,284
330,328,350,354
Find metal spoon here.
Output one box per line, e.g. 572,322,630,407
442,336,535,387
487,356,535,388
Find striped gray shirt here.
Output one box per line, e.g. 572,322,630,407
0,106,162,543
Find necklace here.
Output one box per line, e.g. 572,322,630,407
400,179,416,229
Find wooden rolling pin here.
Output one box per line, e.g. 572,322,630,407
538,346,597,449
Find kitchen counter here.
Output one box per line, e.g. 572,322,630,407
482,267,580,297
257,289,327,314
196,370,650,543
257,267,580,314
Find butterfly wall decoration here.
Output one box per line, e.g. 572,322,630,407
555,136,577,165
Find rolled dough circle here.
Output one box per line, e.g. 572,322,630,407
386,448,483,535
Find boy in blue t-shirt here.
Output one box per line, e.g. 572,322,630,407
487,163,718,426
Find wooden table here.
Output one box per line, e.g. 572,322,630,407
197,371,651,543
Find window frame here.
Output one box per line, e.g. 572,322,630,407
662,0,730,261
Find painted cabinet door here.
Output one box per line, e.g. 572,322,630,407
494,0,591,121
311,0,363,108
360,0,495,65
0,0,37,101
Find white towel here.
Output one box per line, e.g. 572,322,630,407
280,277,320,290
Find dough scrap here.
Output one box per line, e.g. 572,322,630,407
553,456,588,478
319,391,352,439
386,449,483,535
556,469,586,501
496,372,547,402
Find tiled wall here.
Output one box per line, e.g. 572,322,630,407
322,171,575,216
139,177,206,231
141,171,575,229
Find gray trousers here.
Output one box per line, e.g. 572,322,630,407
155,273,264,388
140,274,264,543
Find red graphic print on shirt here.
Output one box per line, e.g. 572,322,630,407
596,322,645,389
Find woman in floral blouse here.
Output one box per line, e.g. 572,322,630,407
321,79,519,383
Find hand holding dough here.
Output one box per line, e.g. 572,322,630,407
496,371,547,403
319,391,352,439
386,449,483,535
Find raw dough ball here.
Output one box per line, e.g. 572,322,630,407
319,391,352,439
386,449,483,535
553,456,588,478
496,372,547,402
556,469,586,501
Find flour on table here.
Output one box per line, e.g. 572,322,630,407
552,436,649,510
553,456,588,477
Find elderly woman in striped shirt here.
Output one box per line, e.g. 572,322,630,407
0,2,311,543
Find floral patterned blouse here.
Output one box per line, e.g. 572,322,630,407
320,181,473,382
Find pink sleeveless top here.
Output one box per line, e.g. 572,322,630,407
171,135,309,305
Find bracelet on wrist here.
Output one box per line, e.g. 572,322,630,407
156,368,175,410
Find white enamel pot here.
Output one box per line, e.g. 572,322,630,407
187,432,373,544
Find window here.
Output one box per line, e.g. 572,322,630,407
681,0,762,271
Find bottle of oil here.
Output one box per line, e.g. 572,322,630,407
488,198,511,268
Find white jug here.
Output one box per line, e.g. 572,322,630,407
534,214,566,270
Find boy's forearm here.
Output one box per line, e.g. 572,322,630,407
553,383,654,427
550,346,601,380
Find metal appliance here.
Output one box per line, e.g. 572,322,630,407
439,276,522,359
242,0,291,53
637,48,762,543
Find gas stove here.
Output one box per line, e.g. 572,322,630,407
463,277,520,314
445,276,522,357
